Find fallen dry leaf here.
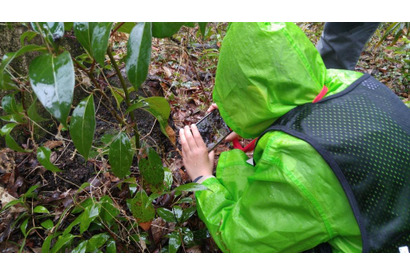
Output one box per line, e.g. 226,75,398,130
139,221,152,231
165,125,176,145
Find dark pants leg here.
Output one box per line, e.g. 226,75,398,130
317,22,380,70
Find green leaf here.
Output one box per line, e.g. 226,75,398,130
0,113,25,123
106,239,116,253
109,86,125,109
0,123,17,136
20,31,38,45
138,147,164,192
41,234,54,253
127,190,155,223
114,22,136,34
1,199,23,212
172,206,184,223
70,95,95,160
80,203,101,234
1,123,30,152
128,97,171,138
33,205,50,214
51,234,76,253
174,182,209,193
72,240,87,253
20,218,29,237
125,22,152,91
31,22,64,46
41,219,54,230
73,22,113,66
64,22,73,32
27,99,47,123
152,23,192,38
5,134,29,152
37,146,61,172
167,231,181,253
198,22,207,36
0,70,18,91
164,167,173,190
180,206,196,223
109,132,133,179
86,233,110,252
181,227,194,246
23,184,40,198
1,95,20,114
29,51,74,127
100,195,120,225
143,97,171,137
72,197,93,214
0,44,46,78
157,208,176,223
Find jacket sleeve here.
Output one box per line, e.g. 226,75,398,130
195,132,360,252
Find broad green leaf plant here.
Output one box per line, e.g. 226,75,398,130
0,22,209,253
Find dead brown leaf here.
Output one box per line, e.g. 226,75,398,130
165,125,176,145
139,221,152,231
43,140,64,150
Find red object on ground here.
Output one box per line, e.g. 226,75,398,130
232,86,328,152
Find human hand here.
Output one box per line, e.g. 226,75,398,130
179,124,215,181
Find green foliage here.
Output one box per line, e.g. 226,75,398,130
37,146,61,172
29,51,75,127
126,22,152,91
73,22,113,66
0,21,213,253
109,132,134,178
69,95,96,160
377,22,410,47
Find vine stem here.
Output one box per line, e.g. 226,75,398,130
106,47,140,149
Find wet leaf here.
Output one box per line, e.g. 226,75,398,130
180,206,196,223
80,203,101,234
37,146,61,172
127,190,155,223
1,124,30,153
33,205,49,214
73,22,113,66
72,240,87,253
86,233,109,252
172,206,184,223
31,22,64,44
126,22,152,91
106,239,116,253
27,99,47,123
20,31,38,45
114,22,136,34
1,95,20,114
41,219,54,230
70,95,96,160
100,195,120,225
29,51,74,127
51,233,76,253
167,231,181,253
152,23,192,38
0,45,46,86
181,227,194,246
138,147,164,192
20,218,29,237
109,132,133,179
143,97,171,138
198,23,207,36
157,207,176,223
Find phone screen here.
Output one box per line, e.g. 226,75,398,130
196,109,232,151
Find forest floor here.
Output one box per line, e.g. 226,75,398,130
0,22,408,253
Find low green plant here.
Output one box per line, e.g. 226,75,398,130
0,22,210,252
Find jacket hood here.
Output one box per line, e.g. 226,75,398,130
213,22,331,138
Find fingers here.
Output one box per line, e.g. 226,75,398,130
183,125,198,150
179,128,190,152
208,150,215,164
190,124,206,149
225,131,240,142
207,103,218,113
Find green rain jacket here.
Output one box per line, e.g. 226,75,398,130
195,22,366,253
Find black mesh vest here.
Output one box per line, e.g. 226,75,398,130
260,74,410,252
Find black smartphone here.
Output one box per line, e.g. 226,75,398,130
196,109,232,152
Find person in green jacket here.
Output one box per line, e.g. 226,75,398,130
179,22,410,253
